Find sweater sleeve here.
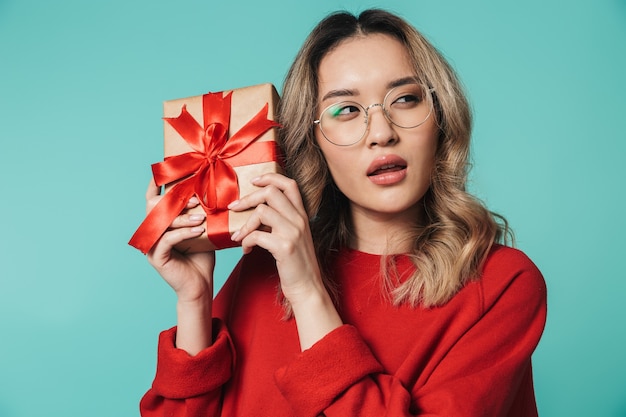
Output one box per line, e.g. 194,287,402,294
139,318,235,417
274,324,414,417
274,250,547,417
412,253,547,416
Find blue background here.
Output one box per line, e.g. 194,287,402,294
1,0,625,416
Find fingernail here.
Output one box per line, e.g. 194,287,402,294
251,176,261,184
189,214,205,221
191,226,205,233
231,230,240,241
227,200,239,209
189,196,199,204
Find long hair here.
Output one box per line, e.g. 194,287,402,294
278,9,511,308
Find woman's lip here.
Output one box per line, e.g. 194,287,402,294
366,154,408,186
368,168,407,185
366,154,408,176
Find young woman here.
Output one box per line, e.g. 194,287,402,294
139,9,547,417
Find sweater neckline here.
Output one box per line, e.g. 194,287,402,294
338,247,415,272
340,247,410,258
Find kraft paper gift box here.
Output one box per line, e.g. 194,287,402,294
129,83,281,254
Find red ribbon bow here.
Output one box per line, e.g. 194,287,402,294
129,91,280,254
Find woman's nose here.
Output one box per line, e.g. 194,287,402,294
364,105,398,147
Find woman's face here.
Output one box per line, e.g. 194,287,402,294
315,33,438,226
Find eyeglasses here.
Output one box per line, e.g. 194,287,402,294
313,82,435,147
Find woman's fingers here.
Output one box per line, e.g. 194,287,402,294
229,191,301,245
229,175,304,224
236,203,305,254
146,177,161,199
148,225,206,266
146,178,162,213
159,225,206,251
144,176,209,265
230,174,306,215
261,174,307,215
170,212,206,229
146,177,201,213
228,174,311,257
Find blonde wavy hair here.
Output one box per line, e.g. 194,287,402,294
278,9,511,308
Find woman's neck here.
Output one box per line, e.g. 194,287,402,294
349,204,424,255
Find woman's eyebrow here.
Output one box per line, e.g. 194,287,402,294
387,76,420,89
321,88,358,102
321,77,419,102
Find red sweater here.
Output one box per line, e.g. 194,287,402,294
140,245,547,416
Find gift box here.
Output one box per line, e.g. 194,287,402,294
129,83,282,254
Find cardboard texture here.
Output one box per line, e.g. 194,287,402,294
163,83,281,253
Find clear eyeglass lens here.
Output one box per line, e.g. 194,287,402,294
319,82,432,146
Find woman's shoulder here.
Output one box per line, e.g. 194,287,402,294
483,244,542,276
478,244,547,309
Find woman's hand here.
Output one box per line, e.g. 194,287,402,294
145,178,215,301
228,173,320,302
229,173,343,349
144,178,215,354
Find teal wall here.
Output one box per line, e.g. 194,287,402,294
1,0,625,415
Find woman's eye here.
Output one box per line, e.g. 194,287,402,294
328,104,360,119
394,94,421,105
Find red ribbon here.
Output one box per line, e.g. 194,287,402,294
129,91,280,254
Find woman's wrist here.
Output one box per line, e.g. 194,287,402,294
175,295,214,355
290,289,343,351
